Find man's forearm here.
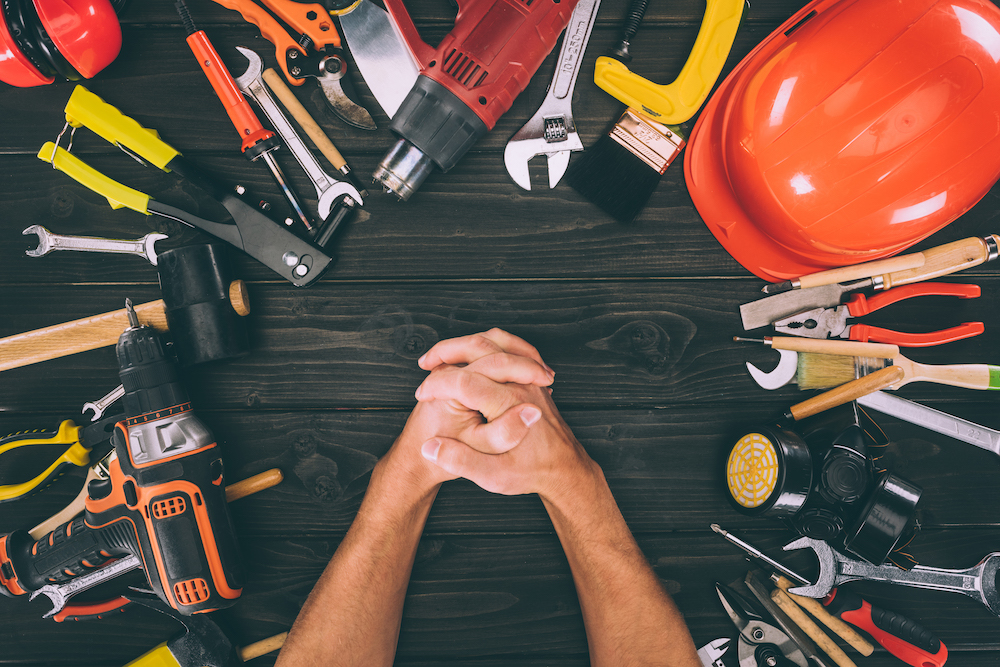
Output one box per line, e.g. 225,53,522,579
542,463,701,667
275,454,438,667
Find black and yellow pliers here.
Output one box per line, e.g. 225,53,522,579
0,414,120,504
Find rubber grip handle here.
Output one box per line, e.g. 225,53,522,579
847,283,981,316
63,86,179,170
210,0,309,85
849,322,985,347
825,588,947,667
258,0,340,48
789,366,905,421
185,31,274,154
593,0,744,123
54,596,131,622
882,235,1000,290
10,517,117,591
37,143,152,214
0,421,91,504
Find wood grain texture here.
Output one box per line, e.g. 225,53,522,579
2,0,1000,665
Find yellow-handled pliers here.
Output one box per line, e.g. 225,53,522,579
0,414,119,503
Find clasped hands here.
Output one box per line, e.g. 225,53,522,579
384,329,599,503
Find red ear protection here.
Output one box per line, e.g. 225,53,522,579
0,0,122,87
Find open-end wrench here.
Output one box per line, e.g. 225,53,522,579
503,0,600,190
783,536,1000,617
29,554,141,619
234,46,362,222
23,226,167,266
82,385,125,421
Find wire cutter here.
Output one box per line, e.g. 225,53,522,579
715,582,807,667
772,282,984,347
211,0,376,130
0,414,119,504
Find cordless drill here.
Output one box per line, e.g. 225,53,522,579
0,300,244,615
373,0,581,199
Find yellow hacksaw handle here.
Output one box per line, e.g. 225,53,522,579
594,0,744,123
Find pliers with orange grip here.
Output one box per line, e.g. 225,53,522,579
772,282,985,347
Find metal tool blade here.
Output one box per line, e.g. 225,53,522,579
339,0,419,119
696,637,730,667
744,571,829,667
739,279,871,331
857,391,1000,457
317,68,378,130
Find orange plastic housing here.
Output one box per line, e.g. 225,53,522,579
685,0,1000,281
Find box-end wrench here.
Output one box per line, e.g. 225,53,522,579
23,226,167,266
234,47,363,224
29,553,141,619
784,536,1000,617
503,0,600,190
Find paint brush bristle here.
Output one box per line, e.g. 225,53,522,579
797,353,891,390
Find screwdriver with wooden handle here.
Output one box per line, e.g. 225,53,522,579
712,524,948,667
741,234,1000,329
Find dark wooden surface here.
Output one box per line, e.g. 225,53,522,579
2,0,1000,664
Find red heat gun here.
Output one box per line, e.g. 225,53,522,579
373,0,581,200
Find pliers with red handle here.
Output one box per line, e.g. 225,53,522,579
772,282,984,346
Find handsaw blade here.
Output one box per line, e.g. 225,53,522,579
338,0,419,118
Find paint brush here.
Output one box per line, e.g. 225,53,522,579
796,352,1000,391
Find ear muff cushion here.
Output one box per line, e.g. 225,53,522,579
0,0,52,85
35,0,121,78
1,0,60,79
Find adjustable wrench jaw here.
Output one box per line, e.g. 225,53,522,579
503,131,583,190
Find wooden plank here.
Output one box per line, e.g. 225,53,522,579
2,280,999,409
0,530,998,665
3,400,999,538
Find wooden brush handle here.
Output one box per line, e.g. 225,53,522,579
263,68,347,170
769,337,898,358
771,588,859,667
774,576,875,656
797,253,924,290
239,632,289,661
882,235,1000,290
905,361,1000,390
790,366,905,420
30,467,283,540
0,281,248,373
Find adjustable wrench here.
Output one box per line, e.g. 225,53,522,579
23,226,167,266
29,554,141,619
784,536,1000,617
503,0,600,190
235,47,363,221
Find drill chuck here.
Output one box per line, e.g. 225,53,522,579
116,306,188,417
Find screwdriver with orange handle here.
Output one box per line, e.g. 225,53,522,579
174,0,312,231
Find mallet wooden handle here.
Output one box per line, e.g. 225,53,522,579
262,67,348,171
0,280,249,373
789,366,905,421
771,588,858,667
797,253,924,290
773,576,874,656
29,467,282,540
239,631,289,661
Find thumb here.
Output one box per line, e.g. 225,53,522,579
421,437,512,495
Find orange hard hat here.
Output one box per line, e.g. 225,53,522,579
685,0,1000,281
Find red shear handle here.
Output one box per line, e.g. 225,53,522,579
850,321,985,346
53,596,131,622
847,283,981,317
824,589,947,667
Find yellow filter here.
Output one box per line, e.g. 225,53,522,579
727,432,780,509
